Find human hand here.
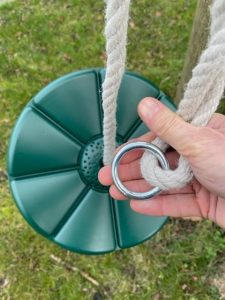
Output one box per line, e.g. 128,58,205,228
98,98,225,228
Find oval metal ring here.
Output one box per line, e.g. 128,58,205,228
111,141,170,200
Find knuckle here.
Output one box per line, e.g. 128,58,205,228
179,128,203,158
156,113,179,137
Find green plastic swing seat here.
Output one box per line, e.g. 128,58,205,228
7,68,175,254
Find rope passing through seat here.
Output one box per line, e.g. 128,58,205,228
102,0,225,191
102,0,130,165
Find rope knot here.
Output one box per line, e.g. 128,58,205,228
140,138,193,190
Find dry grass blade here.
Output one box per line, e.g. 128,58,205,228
50,254,100,287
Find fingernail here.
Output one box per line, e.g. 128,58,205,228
139,98,161,119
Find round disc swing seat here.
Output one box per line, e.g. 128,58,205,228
8,68,175,254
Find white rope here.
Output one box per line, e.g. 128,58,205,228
102,0,130,165
103,0,225,190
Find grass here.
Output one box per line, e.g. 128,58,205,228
0,0,225,299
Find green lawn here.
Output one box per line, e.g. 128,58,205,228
1,1,225,299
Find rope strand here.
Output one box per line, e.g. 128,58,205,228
102,0,130,165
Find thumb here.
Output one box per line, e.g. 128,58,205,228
138,98,197,156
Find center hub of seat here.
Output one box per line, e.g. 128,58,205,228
79,137,108,192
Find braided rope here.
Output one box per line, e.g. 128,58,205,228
103,0,225,190
102,0,130,165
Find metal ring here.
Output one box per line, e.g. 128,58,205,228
111,141,170,200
